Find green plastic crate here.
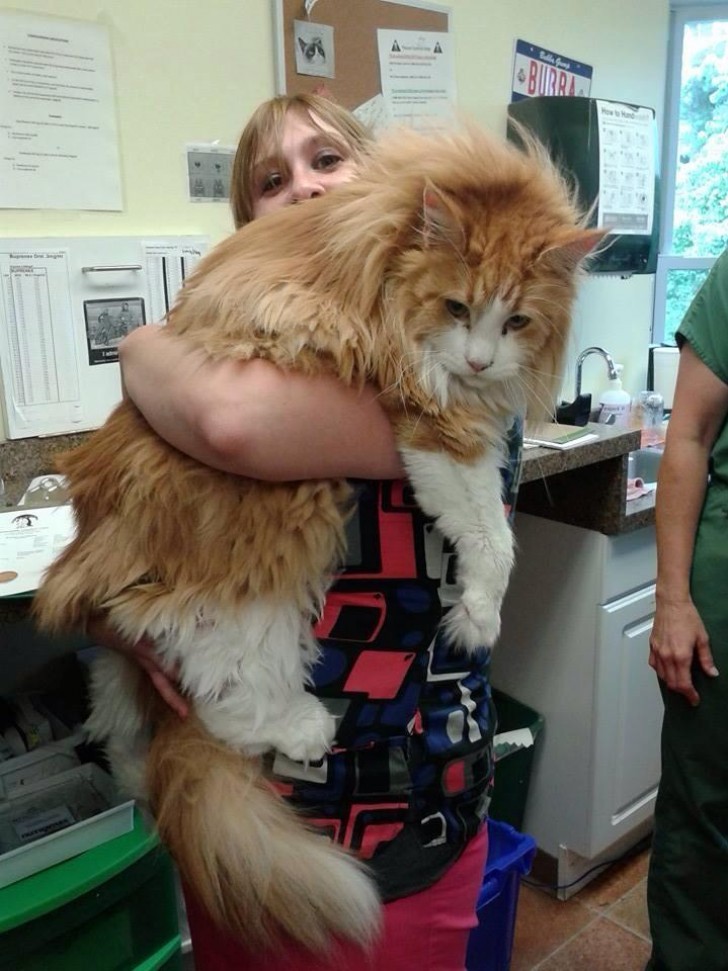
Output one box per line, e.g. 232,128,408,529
0,809,181,971
490,689,544,831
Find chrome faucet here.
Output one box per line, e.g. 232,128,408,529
575,346,619,398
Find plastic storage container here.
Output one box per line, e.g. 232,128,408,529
0,808,182,971
465,818,537,971
489,690,544,830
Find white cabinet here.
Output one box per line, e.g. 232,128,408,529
490,512,662,890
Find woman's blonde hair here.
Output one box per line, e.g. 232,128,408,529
230,94,372,228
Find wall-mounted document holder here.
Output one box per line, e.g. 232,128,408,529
0,236,209,440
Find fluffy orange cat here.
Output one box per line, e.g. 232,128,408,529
34,125,601,952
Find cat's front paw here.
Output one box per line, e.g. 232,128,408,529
269,694,338,764
443,593,502,652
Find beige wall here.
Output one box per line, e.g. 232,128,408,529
0,0,670,440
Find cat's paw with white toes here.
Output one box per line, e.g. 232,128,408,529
444,594,501,652
270,695,337,764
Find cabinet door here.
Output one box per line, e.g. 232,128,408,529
589,583,662,857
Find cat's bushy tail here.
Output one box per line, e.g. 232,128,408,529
147,701,381,953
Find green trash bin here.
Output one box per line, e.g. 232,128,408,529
0,808,182,971
489,689,544,831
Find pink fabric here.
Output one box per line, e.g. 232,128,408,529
184,826,489,971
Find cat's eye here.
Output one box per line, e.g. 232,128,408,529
445,299,470,321
506,314,530,330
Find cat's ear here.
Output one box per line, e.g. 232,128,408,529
540,228,607,271
298,37,307,52
422,182,465,248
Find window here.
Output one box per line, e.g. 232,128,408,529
654,2,728,343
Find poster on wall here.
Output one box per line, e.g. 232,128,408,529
596,101,655,235
0,10,122,210
377,29,456,131
511,39,592,103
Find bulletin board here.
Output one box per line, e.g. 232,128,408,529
273,0,451,111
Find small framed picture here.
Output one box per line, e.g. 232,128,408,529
83,297,146,365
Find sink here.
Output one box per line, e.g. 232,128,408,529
629,447,663,484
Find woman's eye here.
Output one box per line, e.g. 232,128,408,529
314,151,344,171
445,299,470,320
261,172,284,194
507,314,530,330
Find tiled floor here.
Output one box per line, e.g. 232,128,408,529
510,846,652,970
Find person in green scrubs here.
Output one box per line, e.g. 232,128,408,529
647,247,728,971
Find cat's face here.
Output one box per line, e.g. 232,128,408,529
389,185,601,413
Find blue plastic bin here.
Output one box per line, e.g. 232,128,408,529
465,818,537,971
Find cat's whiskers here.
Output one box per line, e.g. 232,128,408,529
377,346,421,413
514,364,561,420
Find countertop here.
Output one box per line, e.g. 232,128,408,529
518,422,652,535
1,421,652,623
1,422,652,525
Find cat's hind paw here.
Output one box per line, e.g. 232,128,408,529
443,594,502,653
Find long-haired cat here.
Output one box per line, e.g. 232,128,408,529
33,125,601,952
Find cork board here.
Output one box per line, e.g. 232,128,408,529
273,0,451,111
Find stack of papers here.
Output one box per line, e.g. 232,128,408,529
524,423,598,450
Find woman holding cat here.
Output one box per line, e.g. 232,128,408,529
112,94,522,971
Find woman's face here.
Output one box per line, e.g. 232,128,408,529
251,111,357,220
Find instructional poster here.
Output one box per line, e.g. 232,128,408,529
596,101,655,235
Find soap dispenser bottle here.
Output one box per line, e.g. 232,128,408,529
598,364,631,426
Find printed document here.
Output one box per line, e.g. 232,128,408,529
0,10,122,210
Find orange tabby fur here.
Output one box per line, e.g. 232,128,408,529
33,125,601,952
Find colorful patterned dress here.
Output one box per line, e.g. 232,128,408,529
271,421,523,899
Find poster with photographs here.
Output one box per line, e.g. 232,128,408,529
186,144,235,203
294,20,335,79
83,297,146,365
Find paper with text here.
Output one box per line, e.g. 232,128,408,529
0,505,75,597
0,249,83,437
0,10,122,211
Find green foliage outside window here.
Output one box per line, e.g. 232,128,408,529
664,268,710,343
673,20,728,258
661,18,728,344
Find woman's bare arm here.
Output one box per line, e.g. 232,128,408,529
119,325,404,480
649,344,728,704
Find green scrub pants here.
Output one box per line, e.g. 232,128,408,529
647,487,728,970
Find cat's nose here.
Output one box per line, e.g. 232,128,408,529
466,357,490,373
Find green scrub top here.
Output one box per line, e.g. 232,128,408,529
677,247,728,490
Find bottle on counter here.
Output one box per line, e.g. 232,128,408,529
635,390,665,447
598,364,632,427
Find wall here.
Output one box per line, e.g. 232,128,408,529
0,0,669,442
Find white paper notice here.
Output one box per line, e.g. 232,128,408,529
143,242,206,322
0,505,76,597
596,101,655,235
0,10,122,211
377,30,456,131
0,249,83,437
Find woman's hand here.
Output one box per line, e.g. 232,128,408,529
85,615,189,719
649,595,718,706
